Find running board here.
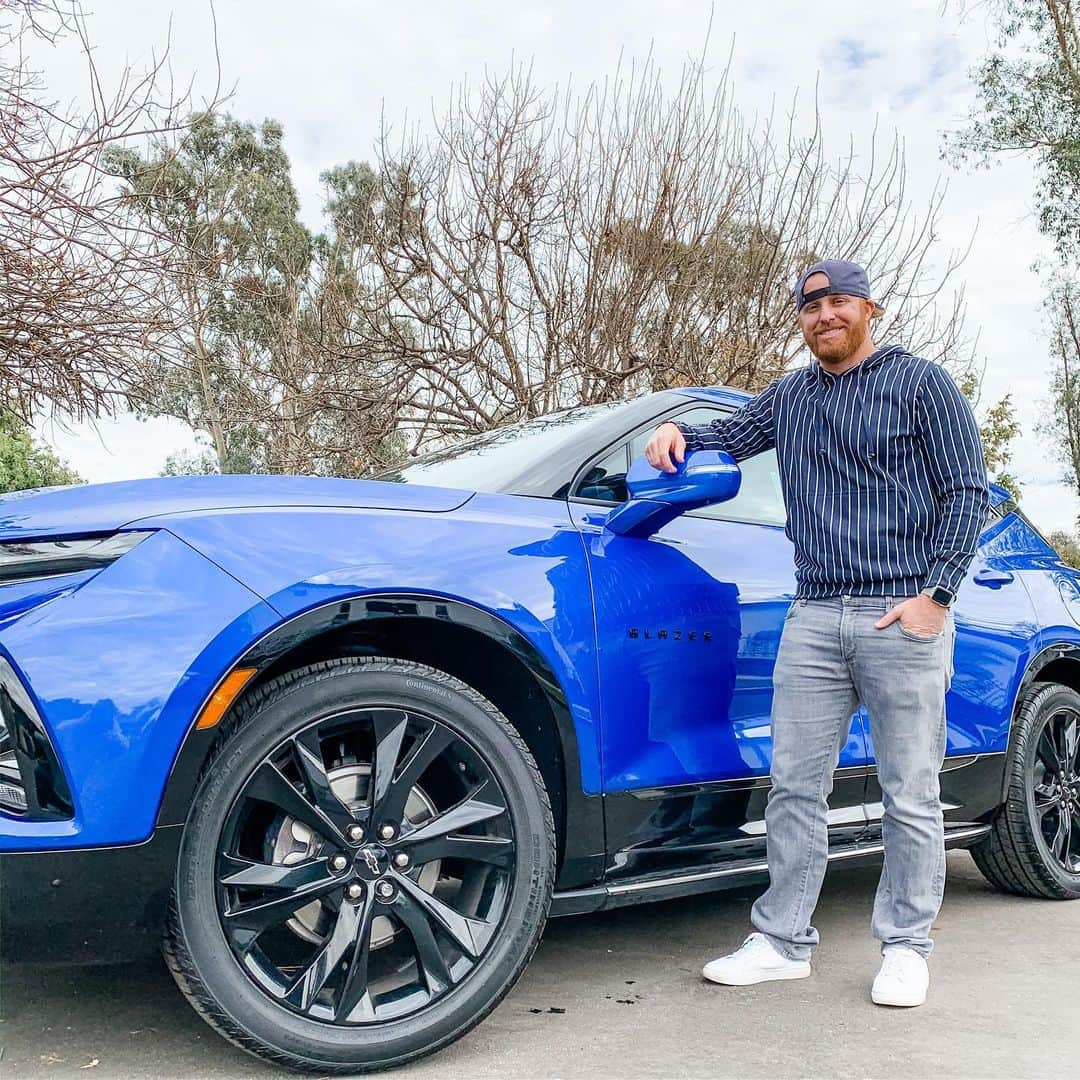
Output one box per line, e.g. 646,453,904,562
548,824,991,917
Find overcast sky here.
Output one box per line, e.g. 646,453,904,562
29,1,1079,535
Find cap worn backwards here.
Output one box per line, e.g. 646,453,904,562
793,258,885,317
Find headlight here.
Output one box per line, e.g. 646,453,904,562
0,531,153,585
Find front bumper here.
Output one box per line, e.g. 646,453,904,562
0,826,181,961
0,529,277,851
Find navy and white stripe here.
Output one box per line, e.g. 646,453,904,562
675,344,990,600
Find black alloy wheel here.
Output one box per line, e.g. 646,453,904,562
166,657,555,1074
972,681,1080,899
1028,702,1080,873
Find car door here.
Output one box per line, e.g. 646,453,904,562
570,404,870,881
860,499,1042,833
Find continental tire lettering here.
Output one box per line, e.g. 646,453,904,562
406,678,452,699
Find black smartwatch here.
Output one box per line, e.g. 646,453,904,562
920,585,955,608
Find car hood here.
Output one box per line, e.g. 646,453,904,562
0,475,474,541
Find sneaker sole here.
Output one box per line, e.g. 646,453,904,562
871,987,927,1007
702,963,811,986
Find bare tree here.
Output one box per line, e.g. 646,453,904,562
93,49,973,477
360,58,972,450
0,0,217,421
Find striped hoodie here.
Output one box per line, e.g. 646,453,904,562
674,344,990,600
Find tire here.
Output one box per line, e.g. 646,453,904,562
164,656,555,1074
971,681,1080,900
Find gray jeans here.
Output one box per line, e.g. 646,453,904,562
751,595,954,960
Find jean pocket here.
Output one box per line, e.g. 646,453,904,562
784,599,807,621
896,621,943,643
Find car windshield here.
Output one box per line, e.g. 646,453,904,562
375,401,628,492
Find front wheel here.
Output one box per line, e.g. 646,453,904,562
972,681,1080,899
165,657,555,1074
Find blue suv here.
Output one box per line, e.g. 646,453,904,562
2,387,1079,1073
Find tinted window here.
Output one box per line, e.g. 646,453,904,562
575,405,787,527
576,445,629,503
375,401,627,492
693,450,786,527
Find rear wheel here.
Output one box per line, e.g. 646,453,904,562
972,681,1080,899
165,657,554,1073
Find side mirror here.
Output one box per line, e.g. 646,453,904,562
604,450,741,538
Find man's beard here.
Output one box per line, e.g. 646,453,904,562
806,321,867,363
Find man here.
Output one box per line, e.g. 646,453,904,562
644,259,988,1007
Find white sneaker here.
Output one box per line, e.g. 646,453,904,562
871,947,929,1007
701,932,812,986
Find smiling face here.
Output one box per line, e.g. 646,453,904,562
798,271,877,368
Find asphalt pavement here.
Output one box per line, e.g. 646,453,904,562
2,851,1077,1079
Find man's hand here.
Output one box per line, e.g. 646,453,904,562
644,422,687,474
875,594,948,638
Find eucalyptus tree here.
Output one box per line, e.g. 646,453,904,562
108,115,399,476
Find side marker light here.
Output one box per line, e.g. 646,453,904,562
196,668,258,730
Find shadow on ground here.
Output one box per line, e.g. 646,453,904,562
1,852,1077,1079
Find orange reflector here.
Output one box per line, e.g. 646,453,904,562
196,667,258,730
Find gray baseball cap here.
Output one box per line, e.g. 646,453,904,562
794,259,885,317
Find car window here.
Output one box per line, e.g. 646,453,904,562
374,400,629,492
692,450,786,527
576,444,629,503
574,404,787,527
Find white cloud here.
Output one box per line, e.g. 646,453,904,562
27,0,1080,532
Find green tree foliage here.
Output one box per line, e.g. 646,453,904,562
948,3,1080,510
105,64,974,472
161,441,221,477
105,114,306,472
946,1,1080,259
1035,275,1080,496
0,412,81,494
957,371,1022,498
106,114,399,477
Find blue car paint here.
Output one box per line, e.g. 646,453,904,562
669,386,757,411
573,506,840,789
859,510,1080,773
0,474,472,539
0,530,277,849
0,569,98,629
134,494,605,798
1,391,1079,855
605,451,742,537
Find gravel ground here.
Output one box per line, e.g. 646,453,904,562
2,850,1078,1079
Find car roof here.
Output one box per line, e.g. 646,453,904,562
671,386,753,408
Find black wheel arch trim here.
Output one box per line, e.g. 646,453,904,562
1017,642,1080,694
1002,641,1080,797
156,592,605,890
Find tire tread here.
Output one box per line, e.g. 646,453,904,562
971,681,1080,901
163,656,555,1074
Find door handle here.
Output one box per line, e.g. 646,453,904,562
973,568,1015,588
